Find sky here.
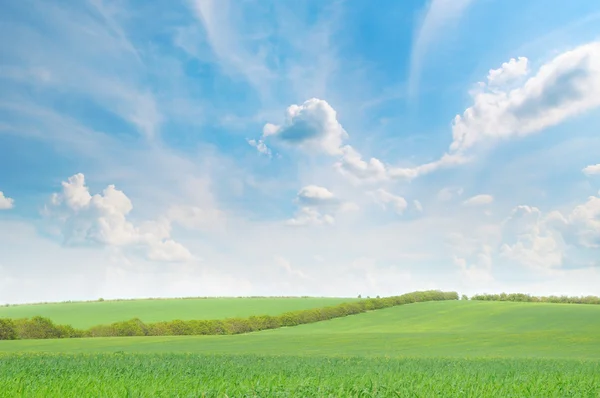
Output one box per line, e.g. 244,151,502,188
1,0,600,304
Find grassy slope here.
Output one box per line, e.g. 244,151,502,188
0,297,358,328
2,300,600,359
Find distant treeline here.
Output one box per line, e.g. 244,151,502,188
1,295,326,308
0,290,458,340
469,293,600,305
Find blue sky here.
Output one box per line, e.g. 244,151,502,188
1,0,600,304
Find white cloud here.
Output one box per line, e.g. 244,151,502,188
263,98,348,155
247,139,272,157
297,185,336,205
0,192,14,210
369,189,408,215
438,187,464,201
47,173,192,262
487,56,529,86
451,41,600,154
167,205,224,232
500,206,563,270
285,207,335,227
463,194,494,206
274,256,308,279
189,0,274,94
413,200,423,213
454,245,494,284
335,145,388,183
549,195,600,249
409,0,477,96
583,164,600,175
286,185,357,226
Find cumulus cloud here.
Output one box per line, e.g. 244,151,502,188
247,138,272,157
47,173,192,262
286,185,357,226
454,245,494,284
487,56,529,86
463,194,494,206
369,189,408,215
583,164,600,175
262,98,467,183
500,206,563,270
262,98,348,155
335,145,388,183
285,207,335,227
451,42,600,154
548,195,600,249
296,185,336,205
0,191,14,210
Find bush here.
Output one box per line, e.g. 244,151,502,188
0,319,17,340
14,316,62,339
470,293,600,305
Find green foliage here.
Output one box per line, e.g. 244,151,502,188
1,290,458,340
1,353,598,397
461,294,469,300
471,293,600,304
5,316,86,340
0,319,17,340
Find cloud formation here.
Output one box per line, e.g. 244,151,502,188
0,192,14,210
583,164,600,175
286,185,357,226
263,98,348,155
369,189,408,215
487,57,529,86
451,42,600,154
47,173,192,262
463,194,494,206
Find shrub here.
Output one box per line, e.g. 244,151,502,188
0,319,17,340
14,316,62,339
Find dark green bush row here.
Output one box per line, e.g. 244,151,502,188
0,290,457,340
470,293,600,305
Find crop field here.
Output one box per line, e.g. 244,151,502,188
0,297,358,329
1,353,599,397
2,299,600,397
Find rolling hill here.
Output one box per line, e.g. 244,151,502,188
2,300,599,359
0,297,358,329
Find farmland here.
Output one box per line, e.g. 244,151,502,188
1,354,598,397
2,298,600,396
0,297,359,329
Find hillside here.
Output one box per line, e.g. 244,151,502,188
3,300,600,359
0,297,359,329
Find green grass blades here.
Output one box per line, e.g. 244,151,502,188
1,353,598,397
0,297,360,329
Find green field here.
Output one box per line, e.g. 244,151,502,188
2,354,598,397
2,299,600,397
3,301,600,358
0,297,357,329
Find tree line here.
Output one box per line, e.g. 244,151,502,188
0,290,458,340
469,293,600,304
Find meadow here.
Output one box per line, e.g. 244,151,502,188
2,297,600,396
1,353,598,397
0,297,359,329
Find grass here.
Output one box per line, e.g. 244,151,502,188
0,297,358,329
1,353,598,397
2,300,600,397
2,300,600,359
